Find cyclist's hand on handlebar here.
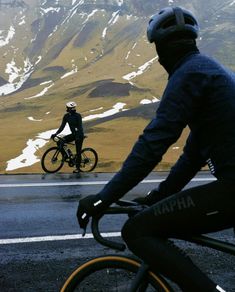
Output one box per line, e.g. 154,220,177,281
77,208,89,235
50,134,56,140
77,194,107,235
133,188,166,206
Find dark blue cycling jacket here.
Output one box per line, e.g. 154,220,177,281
99,52,235,204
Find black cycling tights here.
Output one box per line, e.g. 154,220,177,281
62,134,83,167
122,179,235,291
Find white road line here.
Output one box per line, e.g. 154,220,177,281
0,177,215,188
0,232,121,245
0,176,217,246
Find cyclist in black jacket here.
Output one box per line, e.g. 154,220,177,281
77,7,235,291
51,101,84,173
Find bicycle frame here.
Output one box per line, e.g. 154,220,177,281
185,234,235,256
61,200,234,292
54,136,82,167
92,200,235,258
90,200,235,291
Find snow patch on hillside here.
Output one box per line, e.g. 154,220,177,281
28,117,43,122
102,10,120,38
0,57,40,96
83,102,126,121
0,55,41,96
24,83,54,100
19,16,26,26
125,42,137,60
0,26,15,48
61,60,78,79
117,0,124,6
40,7,61,15
140,97,159,104
123,56,158,80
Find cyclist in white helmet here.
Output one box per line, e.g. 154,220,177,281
51,101,84,173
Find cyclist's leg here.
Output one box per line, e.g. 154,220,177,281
74,136,84,169
122,179,235,292
58,134,74,156
63,134,74,143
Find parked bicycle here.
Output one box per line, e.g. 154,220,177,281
61,200,235,291
41,135,98,173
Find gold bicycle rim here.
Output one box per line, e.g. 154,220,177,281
61,255,170,292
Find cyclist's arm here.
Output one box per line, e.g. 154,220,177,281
98,72,208,205
74,113,84,137
157,132,206,196
98,86,197,204
55,115,66,135
98,121,182,205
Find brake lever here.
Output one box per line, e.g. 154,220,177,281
82,228,86,237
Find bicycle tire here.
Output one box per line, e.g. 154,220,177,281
41,147,65,173
80,147,98,172
61,255,173,292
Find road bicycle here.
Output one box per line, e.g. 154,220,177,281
61,200,235,292
41,135,98,173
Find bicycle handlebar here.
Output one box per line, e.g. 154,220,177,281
91,200,146,251
53,135,88,142
52,135,64,142
90,200,235,255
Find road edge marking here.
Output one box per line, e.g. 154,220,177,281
0,232,121,245
0,178,216,188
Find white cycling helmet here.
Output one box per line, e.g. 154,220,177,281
66,101,77,109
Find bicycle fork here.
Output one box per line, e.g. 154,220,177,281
129,262,150,292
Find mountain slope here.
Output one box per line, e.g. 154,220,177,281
0,0,235,173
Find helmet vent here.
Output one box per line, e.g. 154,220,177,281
162,18,176,29
185,17,195,26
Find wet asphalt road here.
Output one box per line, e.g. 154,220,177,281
0,171,234,291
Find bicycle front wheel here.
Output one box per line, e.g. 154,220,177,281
80,148,98,172
61,255,173,292
41,147,64,173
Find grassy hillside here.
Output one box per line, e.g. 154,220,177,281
0,0,234,174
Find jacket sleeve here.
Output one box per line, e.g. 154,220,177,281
55,115,66,135
157,132,206,196
98,74,198,205
74,113,84,138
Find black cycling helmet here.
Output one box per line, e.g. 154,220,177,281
147,7,199,44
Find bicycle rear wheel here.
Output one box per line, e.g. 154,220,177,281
61,255,173,292
80,148,98,172
41,147,64,173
